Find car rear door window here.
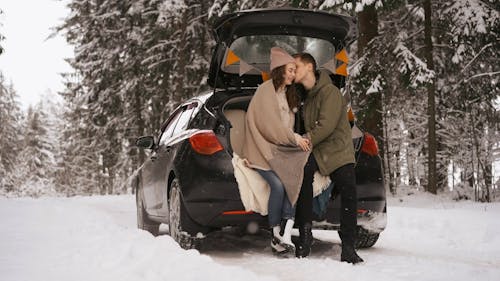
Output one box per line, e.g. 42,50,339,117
158,102,199,146
171,102,198,136
159,109,182,146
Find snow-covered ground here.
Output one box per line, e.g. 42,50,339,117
1,193,499,281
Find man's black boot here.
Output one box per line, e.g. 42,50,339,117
295,223,312,258
340,244,364,264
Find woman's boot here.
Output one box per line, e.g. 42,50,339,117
295,222,312,258
280,219,296,253
270,225,286,254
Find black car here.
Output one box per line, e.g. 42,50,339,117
133,8,386,250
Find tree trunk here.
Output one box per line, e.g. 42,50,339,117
173,9,188,105
135,91,145,166
436,142,448,191
357,4,378,58
358,4,384,166
423,0,437,194
395,145,401,190
382,103,394,194
107,167,114,195
407,131,417,186
484,162,492,202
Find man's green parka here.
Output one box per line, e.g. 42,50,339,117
303,71,355,175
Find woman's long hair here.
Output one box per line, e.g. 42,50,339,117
270,65,300,111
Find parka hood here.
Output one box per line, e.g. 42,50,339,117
308,70,335,98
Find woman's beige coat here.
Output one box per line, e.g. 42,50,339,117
241,79,310,205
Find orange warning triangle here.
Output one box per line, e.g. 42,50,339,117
335,49,349,64
261,71,270,81
347,107,355,122
335,63,348,76
225,49,240,66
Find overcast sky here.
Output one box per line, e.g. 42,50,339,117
0,0,72,109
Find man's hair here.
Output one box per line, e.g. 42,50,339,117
293,53,317,72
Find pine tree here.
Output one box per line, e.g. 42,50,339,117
16,101,58,197
56,78,103,195
423,0,437,194
0,73,22,193
435,0,499,200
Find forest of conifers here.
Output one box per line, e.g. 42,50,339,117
0,0,498,201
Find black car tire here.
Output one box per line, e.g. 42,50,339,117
136,187,160,236
355,227,380,248
168,179,200,250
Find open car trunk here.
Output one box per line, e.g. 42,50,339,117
208,8,357,90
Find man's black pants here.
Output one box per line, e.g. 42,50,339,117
295,154,358,246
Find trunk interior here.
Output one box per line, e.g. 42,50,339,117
221,96,252,156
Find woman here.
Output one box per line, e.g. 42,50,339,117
242,47,310,255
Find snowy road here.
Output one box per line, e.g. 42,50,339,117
1,194,499,281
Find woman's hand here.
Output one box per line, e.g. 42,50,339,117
296,136,311,152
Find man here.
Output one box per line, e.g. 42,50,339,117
293,53,363,264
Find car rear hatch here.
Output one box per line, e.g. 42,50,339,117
207,8,358,89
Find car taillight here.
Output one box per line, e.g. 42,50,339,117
357,209,368,215
189,131,224,155
361,133,379,156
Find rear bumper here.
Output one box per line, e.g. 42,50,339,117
186,197,387,233
182,182,387,233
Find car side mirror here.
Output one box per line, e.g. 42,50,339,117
136,136,155,149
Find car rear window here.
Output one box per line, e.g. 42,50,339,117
223,35,336,74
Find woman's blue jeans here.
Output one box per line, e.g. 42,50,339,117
255,169,295,227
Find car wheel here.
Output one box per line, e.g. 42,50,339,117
168,179,200,250
355,227,380,248
136,187,160,236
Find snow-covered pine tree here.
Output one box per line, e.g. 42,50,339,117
59,0,140,194
434,0,499,201
56,76,103,195
0,73,23,194
15,101,58,197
